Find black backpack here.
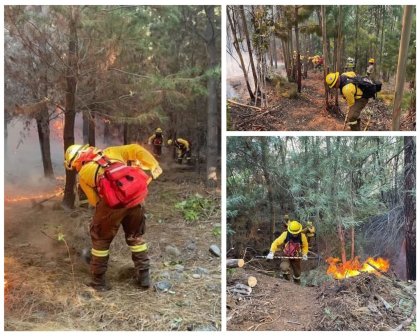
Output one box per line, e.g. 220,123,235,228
340,74,382,99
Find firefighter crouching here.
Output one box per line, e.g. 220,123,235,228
167,138,192,164
302,221,316,249
64,144,162,291
266,221,308,284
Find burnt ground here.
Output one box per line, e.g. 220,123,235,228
4,158,221,331
228,70,415,131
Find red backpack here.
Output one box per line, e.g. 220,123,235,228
94,154,149,209
283,232,303,257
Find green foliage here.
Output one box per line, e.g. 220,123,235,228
175,193,217,222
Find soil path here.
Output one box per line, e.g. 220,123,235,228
227,267,321,331
4,158,221,331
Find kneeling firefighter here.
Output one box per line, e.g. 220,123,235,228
64,144,163,291
266,221,308,284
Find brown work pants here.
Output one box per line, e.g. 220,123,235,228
280,259,302,284
348,98,368,131
90,200,150,282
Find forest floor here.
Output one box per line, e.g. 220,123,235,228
227,260,416,331
4,156,221,331
227,70,415,131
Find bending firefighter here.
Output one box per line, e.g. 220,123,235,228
167,138,191,164
267,221,308,284
325,71,381,131
148,127,164,157
64,144,162,291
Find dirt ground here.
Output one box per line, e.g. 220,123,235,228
4,159,221,331
227,267,321,331
228,70,415,131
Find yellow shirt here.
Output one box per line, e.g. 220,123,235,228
78,144,161,206
270,231,309,255
341,72,364,107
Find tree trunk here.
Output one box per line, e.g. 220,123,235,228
123,122,129,145
295,6,301,93
36,112,54,178
82,111,89,144
205,6,218,188
88,112,95,146
321,6,330,109
392,5,414,130
227,7,255,101
404,136,416,280
350,226,355,259
378,6,385,80
354,6,359,72
338,223,347,263
62,6,79,209
239,5,258,94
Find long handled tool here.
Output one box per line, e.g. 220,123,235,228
254,255,318,260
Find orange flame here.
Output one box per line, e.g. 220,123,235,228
326,256,390,280
5,188,63,203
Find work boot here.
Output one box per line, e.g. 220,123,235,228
283,273,291,281
87,274,111,292
293,277,301,285
136,269,151,289
89,255,111,291
349,118,361,131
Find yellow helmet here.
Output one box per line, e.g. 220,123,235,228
167,139,173,145
284,214,289,219
156,127,162,133
369,58,375,63
64,144,89,170
326,72,340,88
288,221,302,235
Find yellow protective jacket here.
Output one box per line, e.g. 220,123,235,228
78,144,161,206
340,71,364,107
175,138,190,150
303,225,316,237
270,231,309,255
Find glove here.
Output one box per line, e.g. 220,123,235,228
151,166,163,179
266,251,274,260
302,254,308,261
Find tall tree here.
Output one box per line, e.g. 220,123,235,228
404,137,416,280
392,5,414,130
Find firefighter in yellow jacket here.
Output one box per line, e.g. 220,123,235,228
167,138,192,164
148,127,164,157
325,71,368,131
64,144,162,291
266,221,308,284
302,221,316,248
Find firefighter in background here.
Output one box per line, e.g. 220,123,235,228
302,221,316,249
167,138,192,164
266,221,308,284
64,144,162,291
345,57,355,72
148,127,164,157
366,58,375,79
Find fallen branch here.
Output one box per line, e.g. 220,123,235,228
227,99,262,111
227,259,245,268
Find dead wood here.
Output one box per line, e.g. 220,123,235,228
227,259,245,268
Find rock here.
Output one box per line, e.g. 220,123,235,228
154,280,172,292
190,324,218,331
174,264,185,273
192,274,201,279
186,240,196,251
165,245,181,257
194,267,209,275
209,244,221,257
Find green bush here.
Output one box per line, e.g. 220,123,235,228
175,193,217,222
